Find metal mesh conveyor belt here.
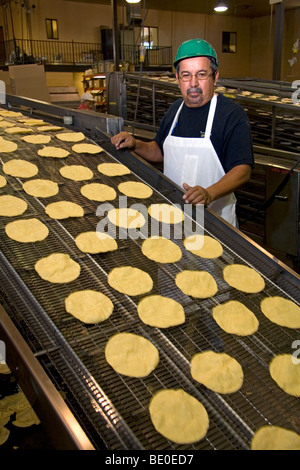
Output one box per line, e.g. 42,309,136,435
0,113,299,450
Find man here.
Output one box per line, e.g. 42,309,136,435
78,92,95,110
111,39,254,226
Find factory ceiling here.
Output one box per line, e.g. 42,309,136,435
62,0,300,18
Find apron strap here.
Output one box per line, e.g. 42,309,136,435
204,94,217,139
168,101,184,136
168,95,218,139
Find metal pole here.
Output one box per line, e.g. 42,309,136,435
272,0,285,81
111,0,120,71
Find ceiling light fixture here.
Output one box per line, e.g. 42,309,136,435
126,0,141,3
214,1,228,12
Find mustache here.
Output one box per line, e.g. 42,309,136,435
187,87,203,95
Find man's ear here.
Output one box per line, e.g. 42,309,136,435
214,71,220,85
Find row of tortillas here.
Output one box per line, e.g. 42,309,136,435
103,331,300,447
31,249,300,447
1,188,298,332
1,191,298,331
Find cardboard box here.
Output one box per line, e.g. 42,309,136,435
0,71,11,94
9,64,50,102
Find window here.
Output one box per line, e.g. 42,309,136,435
141,27,158,49
46,19,59,40
222,32,237,53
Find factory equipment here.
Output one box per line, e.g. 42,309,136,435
0,97,299,450
111,73,300,270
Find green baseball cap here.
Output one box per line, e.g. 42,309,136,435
173,39,219,68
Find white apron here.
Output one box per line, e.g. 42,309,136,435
163,94,237,227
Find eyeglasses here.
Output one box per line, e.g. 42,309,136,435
179,71,214,82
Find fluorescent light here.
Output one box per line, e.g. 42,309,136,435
214,1,228,12
126,0,141,3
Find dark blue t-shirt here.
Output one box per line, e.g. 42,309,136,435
154,93,254,173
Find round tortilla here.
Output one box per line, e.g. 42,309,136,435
45,201,84,219
5,126,33,134
3,159,38,178
260,296,300,329
0,139,18,152
105,332,159,378
190,351,244,394
223,264,265,293
97,162,130,176
37,125,63,132
35,253,80,283
0,110,22,117
80,183,116,202
137,295,185,328
212,300,259,336
23,179,59,198
0,195,27,216
19,118,45,126
148,203,184,224
0,175,7,188
184,234,223,259
56,132,85,142
0,121,15,128
175,270,218,298
21,134,51,144
251,425,300,450
22,134,51,144
5,218,49,242
107,207,145,229
269,354,300,397
75,231,117,253
118,181,153,199
72,143,103,154
141,236,182,263
37,146,70,159
108,266,153,296
65,289,113,324
149,389,209,444
59,165,93,181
